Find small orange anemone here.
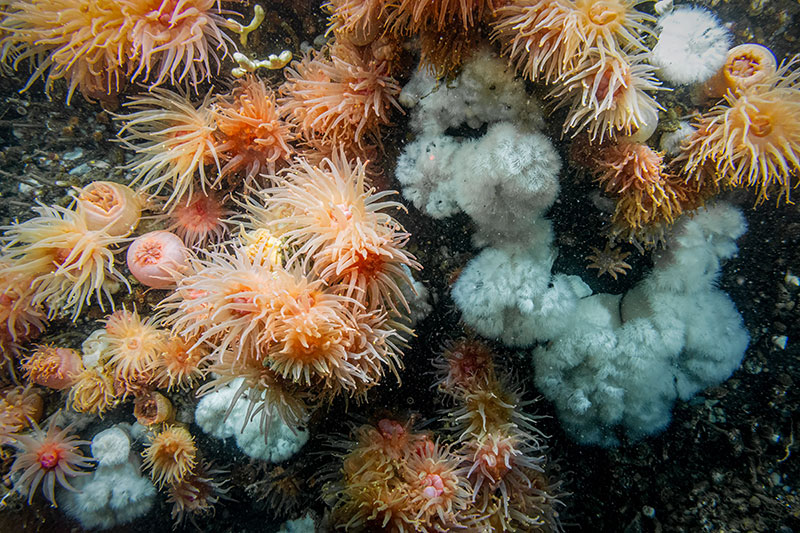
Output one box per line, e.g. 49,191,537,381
279,41,401,153
142,425,197,488
212,75,296,182
75,181,143,237
22,345,84,390
703,43,778,99
681,56,800,204
67,366,120,416
102,308,168,390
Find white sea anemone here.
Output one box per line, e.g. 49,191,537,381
651,6,731,85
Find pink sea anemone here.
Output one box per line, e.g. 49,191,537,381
74,181,143,237
21,346,84,390
127,230,190,289
8,417,94,506
164,190,231,248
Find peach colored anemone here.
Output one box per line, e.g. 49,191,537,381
75,181,143,237
116,88,220,209
681,56,800,205
0,266,46,355
387,0,496,34
22,345,84,390
0,203,129,320
492,0,654,84
551,53,663,141
67,366,120,416
212,75,296,181
127,230,190,289
279,41,402,153
254,152,420,313
0,0,233,103
0,386,43,443
164,190,232,248
703,43,778,99
8,418,94,506
324,0,387,46
142,425,197,488
102,308,168,390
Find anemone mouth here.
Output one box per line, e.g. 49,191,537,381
748,113,773,138
587,1,623,25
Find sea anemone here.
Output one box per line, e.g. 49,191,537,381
434,338,496,396
279,41,402,153
387,0,496,34
552,53,663,141
324,0,387,46
21,345,84,390
258,152,420,313
142,425,197,488
152,335,209,391
8,417,94,506
680,57,800,204
703,43,778,99
650,6,731,86
0,203,129,320
492,0,654,83
212,75,296,181
66,366,120,416
0,386,43,442
0,0,234,103
168,461,229,526
404,439,471,525
74,181,144,237
127,230,190,289
123,0,234,89
102,308,168,390
164,190,232,248
116,88,220,209
0,268,46,355
198,348,311,437
134,391,175,426
0,0,130,102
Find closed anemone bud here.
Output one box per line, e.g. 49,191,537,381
22,346,84,389
127,231,189,289
703,43,778,98
76,181,143,237
134,391,175,426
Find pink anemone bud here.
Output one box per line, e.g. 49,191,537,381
22,346,84,389
76,181,144,237
127,231,189,289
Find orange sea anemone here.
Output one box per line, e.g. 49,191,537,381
680,56,800,204
8,417,94,506
67,366,121,416
324,0,388,46
404,439,472,525
152,335,209,391
258,152,420,313
0,267,46,356
552,53,663,141
142,425,197,488
434,338,496,396
0,203,128,320
21,345,84,390
703,43,778,99
0,0,233,103
279,41,402,153
74,181,144,237
116,88,220,209
387,0,496,34
0,386,43,442
212,75,296,182
492,0,653,84
134,391,175,426
102,308,168,390
127,230,190,289
124,0,234,89
595,142,708,245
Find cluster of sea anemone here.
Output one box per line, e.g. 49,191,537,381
0,0,235,103
117,75,296,211
0,181,143,321
327,339,561,531
142,425,228,525
679,53,800,205
164,150,418,434
492,0,662,141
